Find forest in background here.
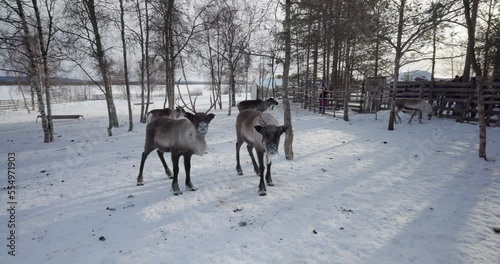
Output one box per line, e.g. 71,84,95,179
1,0,498,159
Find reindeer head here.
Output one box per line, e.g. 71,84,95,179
174,106,186,119
266,98,279,106
254,125,287,155
185,112,215,134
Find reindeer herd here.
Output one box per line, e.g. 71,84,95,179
135,95,437,196
136,97,284,196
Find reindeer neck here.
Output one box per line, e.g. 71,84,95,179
188,125,207,155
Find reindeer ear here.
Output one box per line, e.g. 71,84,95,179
185,112,194,121
207,113,215,122
254,125,263,133
280,126,288,134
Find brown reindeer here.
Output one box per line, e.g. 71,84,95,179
236,109,287,196
143,106,187,178
237,98,279,112
137,105,215,195
146,106,186,123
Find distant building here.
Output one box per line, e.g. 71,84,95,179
250,78,282,99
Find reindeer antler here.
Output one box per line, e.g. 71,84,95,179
176,77,218,114
204,100,217,114
176,78,197,113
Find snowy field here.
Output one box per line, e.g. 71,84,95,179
0,92,499,264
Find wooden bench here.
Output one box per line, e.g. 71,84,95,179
133,102,154,109
36,115,84,122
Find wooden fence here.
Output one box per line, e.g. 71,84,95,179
288,80,500,125
0,99,28,111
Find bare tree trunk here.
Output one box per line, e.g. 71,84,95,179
474,78,487,160
388,0,406,131
164,0,176,109
136,0,147,123
16,0,50,142
144,0,152,120
464,0,487,160
343,39,352,121
32,0,54,142
462,0,478,82
482,0,494,78
305,22,312,110
228,64,235,115
282,0,294,160
429,2,438,105
119,0,133,131
30,84,35,110
84,0,119,136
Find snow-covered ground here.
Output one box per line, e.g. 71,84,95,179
0,92,499,264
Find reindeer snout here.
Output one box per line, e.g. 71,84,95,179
198,122,209,134
267,143,278,155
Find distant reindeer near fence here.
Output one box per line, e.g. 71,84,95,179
394,98,434,124
235,109,287,196
237,98,279,112
137,102,215,195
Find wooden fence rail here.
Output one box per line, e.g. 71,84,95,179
288,80,500,125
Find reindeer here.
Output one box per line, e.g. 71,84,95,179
136,103,215,195
237,98,279,112
145,106,186,123
394,98,434,124
236,109,287,196
142,106,187,178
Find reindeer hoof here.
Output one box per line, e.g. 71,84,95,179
137,181,144,186
187,186,197,191
237,171,243,175
267,182,274,186
258,190,267,196
167,176,173,179
173,190,183,196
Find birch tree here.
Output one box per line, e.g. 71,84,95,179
282,0,294,160
463,0,487,160
63,0,119,136
1,0,53,142
118,0,133,131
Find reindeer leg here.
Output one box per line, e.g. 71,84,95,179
157,150,173,178
256,151,266,196
184,153,196,191
171,152,182,195
247,145,259,176
137,146,155,186
265,153,274,186
236,141,244,175
395,108,401,124
408,109,416,124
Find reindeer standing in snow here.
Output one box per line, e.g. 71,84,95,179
394,98,434,124
137,103,215,195
235,109,287,196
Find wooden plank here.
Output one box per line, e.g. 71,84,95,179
36,115,84,122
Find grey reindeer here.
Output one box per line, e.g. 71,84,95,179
237,98,279,112
235,109,287,196
137,104,215,195
394,98,434,124
143,106,188,178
